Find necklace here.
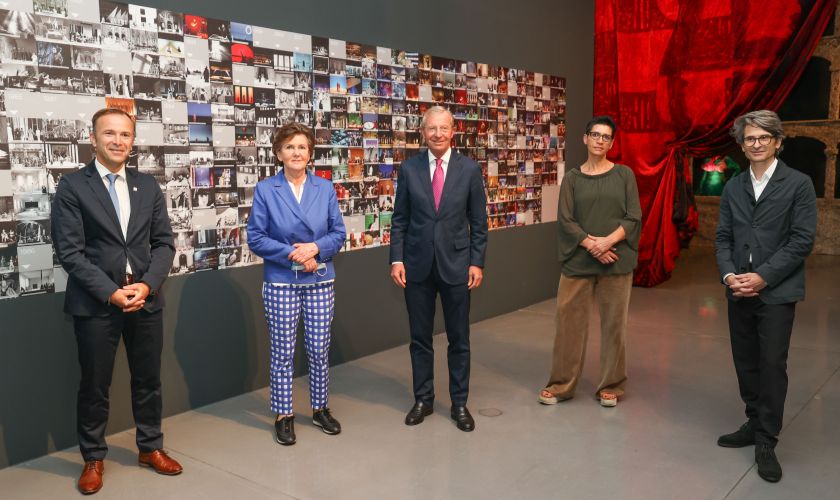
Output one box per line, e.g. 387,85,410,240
582,161,612,175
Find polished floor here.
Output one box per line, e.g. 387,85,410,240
2,248,838,500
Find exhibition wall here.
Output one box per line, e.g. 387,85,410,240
0,0,565,297
0,0,594,468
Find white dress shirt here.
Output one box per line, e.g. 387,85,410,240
289,178,305,203
749,158,778,201
95,160,132,273
428,148,452,182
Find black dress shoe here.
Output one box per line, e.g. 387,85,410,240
313,408,341,435
755,444,782,482
450,406,475,432
405,401,434,425
274,415,296,445
718,421,756,448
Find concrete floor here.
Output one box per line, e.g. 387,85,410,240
2,248,838,499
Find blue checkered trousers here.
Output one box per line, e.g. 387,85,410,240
262,281,336,415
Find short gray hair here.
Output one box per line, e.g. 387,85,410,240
420,105,455,129
730,110,785,149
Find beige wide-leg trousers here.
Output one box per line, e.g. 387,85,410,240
545,272,633,399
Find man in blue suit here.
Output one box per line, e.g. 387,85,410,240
51,108,180,494
390,106,488,432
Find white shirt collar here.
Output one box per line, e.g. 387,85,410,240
749,158,778,183
94,158,126,179
428,148,452,165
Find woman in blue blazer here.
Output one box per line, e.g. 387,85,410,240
247,122,346,445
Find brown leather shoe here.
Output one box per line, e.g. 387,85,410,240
78,460,104,495
138,449,183,475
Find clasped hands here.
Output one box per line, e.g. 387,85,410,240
582,234,618,264
109,282,150,312
390,263,483,290
725,272,766,297
288,242,320,272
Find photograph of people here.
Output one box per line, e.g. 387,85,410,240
0,274,18,298
539,115,641,409
715,110,817,483
389,106,488,432
247,122,347,446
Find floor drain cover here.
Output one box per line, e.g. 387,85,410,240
478,408,502,417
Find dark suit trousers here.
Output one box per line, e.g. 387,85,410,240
405,260,471,407
727,297,795,447
73,309,164,461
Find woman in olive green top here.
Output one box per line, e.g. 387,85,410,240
539,116,642,407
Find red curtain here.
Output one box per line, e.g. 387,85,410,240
593,0,835,286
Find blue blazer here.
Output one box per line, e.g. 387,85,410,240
247,170,346,284
51,161,175,316
389,149,488,285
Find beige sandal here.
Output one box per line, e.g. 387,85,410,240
539,389,570,405
599,391,618,407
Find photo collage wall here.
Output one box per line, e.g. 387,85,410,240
0,0,567,300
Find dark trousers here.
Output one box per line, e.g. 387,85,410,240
404,261,471,407
727,297,795,447
73,309,164,461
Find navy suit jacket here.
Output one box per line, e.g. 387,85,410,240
51,161,175,316
247,170,346,284
390,149,488,285
715,160,817,304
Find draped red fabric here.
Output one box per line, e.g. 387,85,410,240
593,0,835,286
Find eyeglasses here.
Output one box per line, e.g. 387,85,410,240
586,131,613,142
743,135,774,147
424,126,452,134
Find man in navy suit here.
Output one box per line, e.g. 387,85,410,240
51,108,181,494
390,106,488,432
715,110,817,483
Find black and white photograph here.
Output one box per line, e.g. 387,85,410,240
171,246,195,274
130,29,158,53
157,10,184,34
214,147,236,166
34,0,68,18
15,216,50,246
97,20,130,48
0,271,19,299
105,73,133,97
0,221,16,248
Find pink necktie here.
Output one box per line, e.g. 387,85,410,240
432,157,444,211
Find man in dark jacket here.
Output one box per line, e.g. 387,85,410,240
389,106,488,432
715,110,817,483
52,108,181,494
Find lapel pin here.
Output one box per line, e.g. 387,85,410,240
133,187,138,191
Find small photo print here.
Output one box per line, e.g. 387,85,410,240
0,272,19,299
100,1,128,26
184,15,209,39
172,247,195,274
194,248,218,271
293,53,312,72
230,22,252,44
157,10,184,35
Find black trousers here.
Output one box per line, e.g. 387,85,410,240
73,308,164,461
727,297,795,447
404,261,471,407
